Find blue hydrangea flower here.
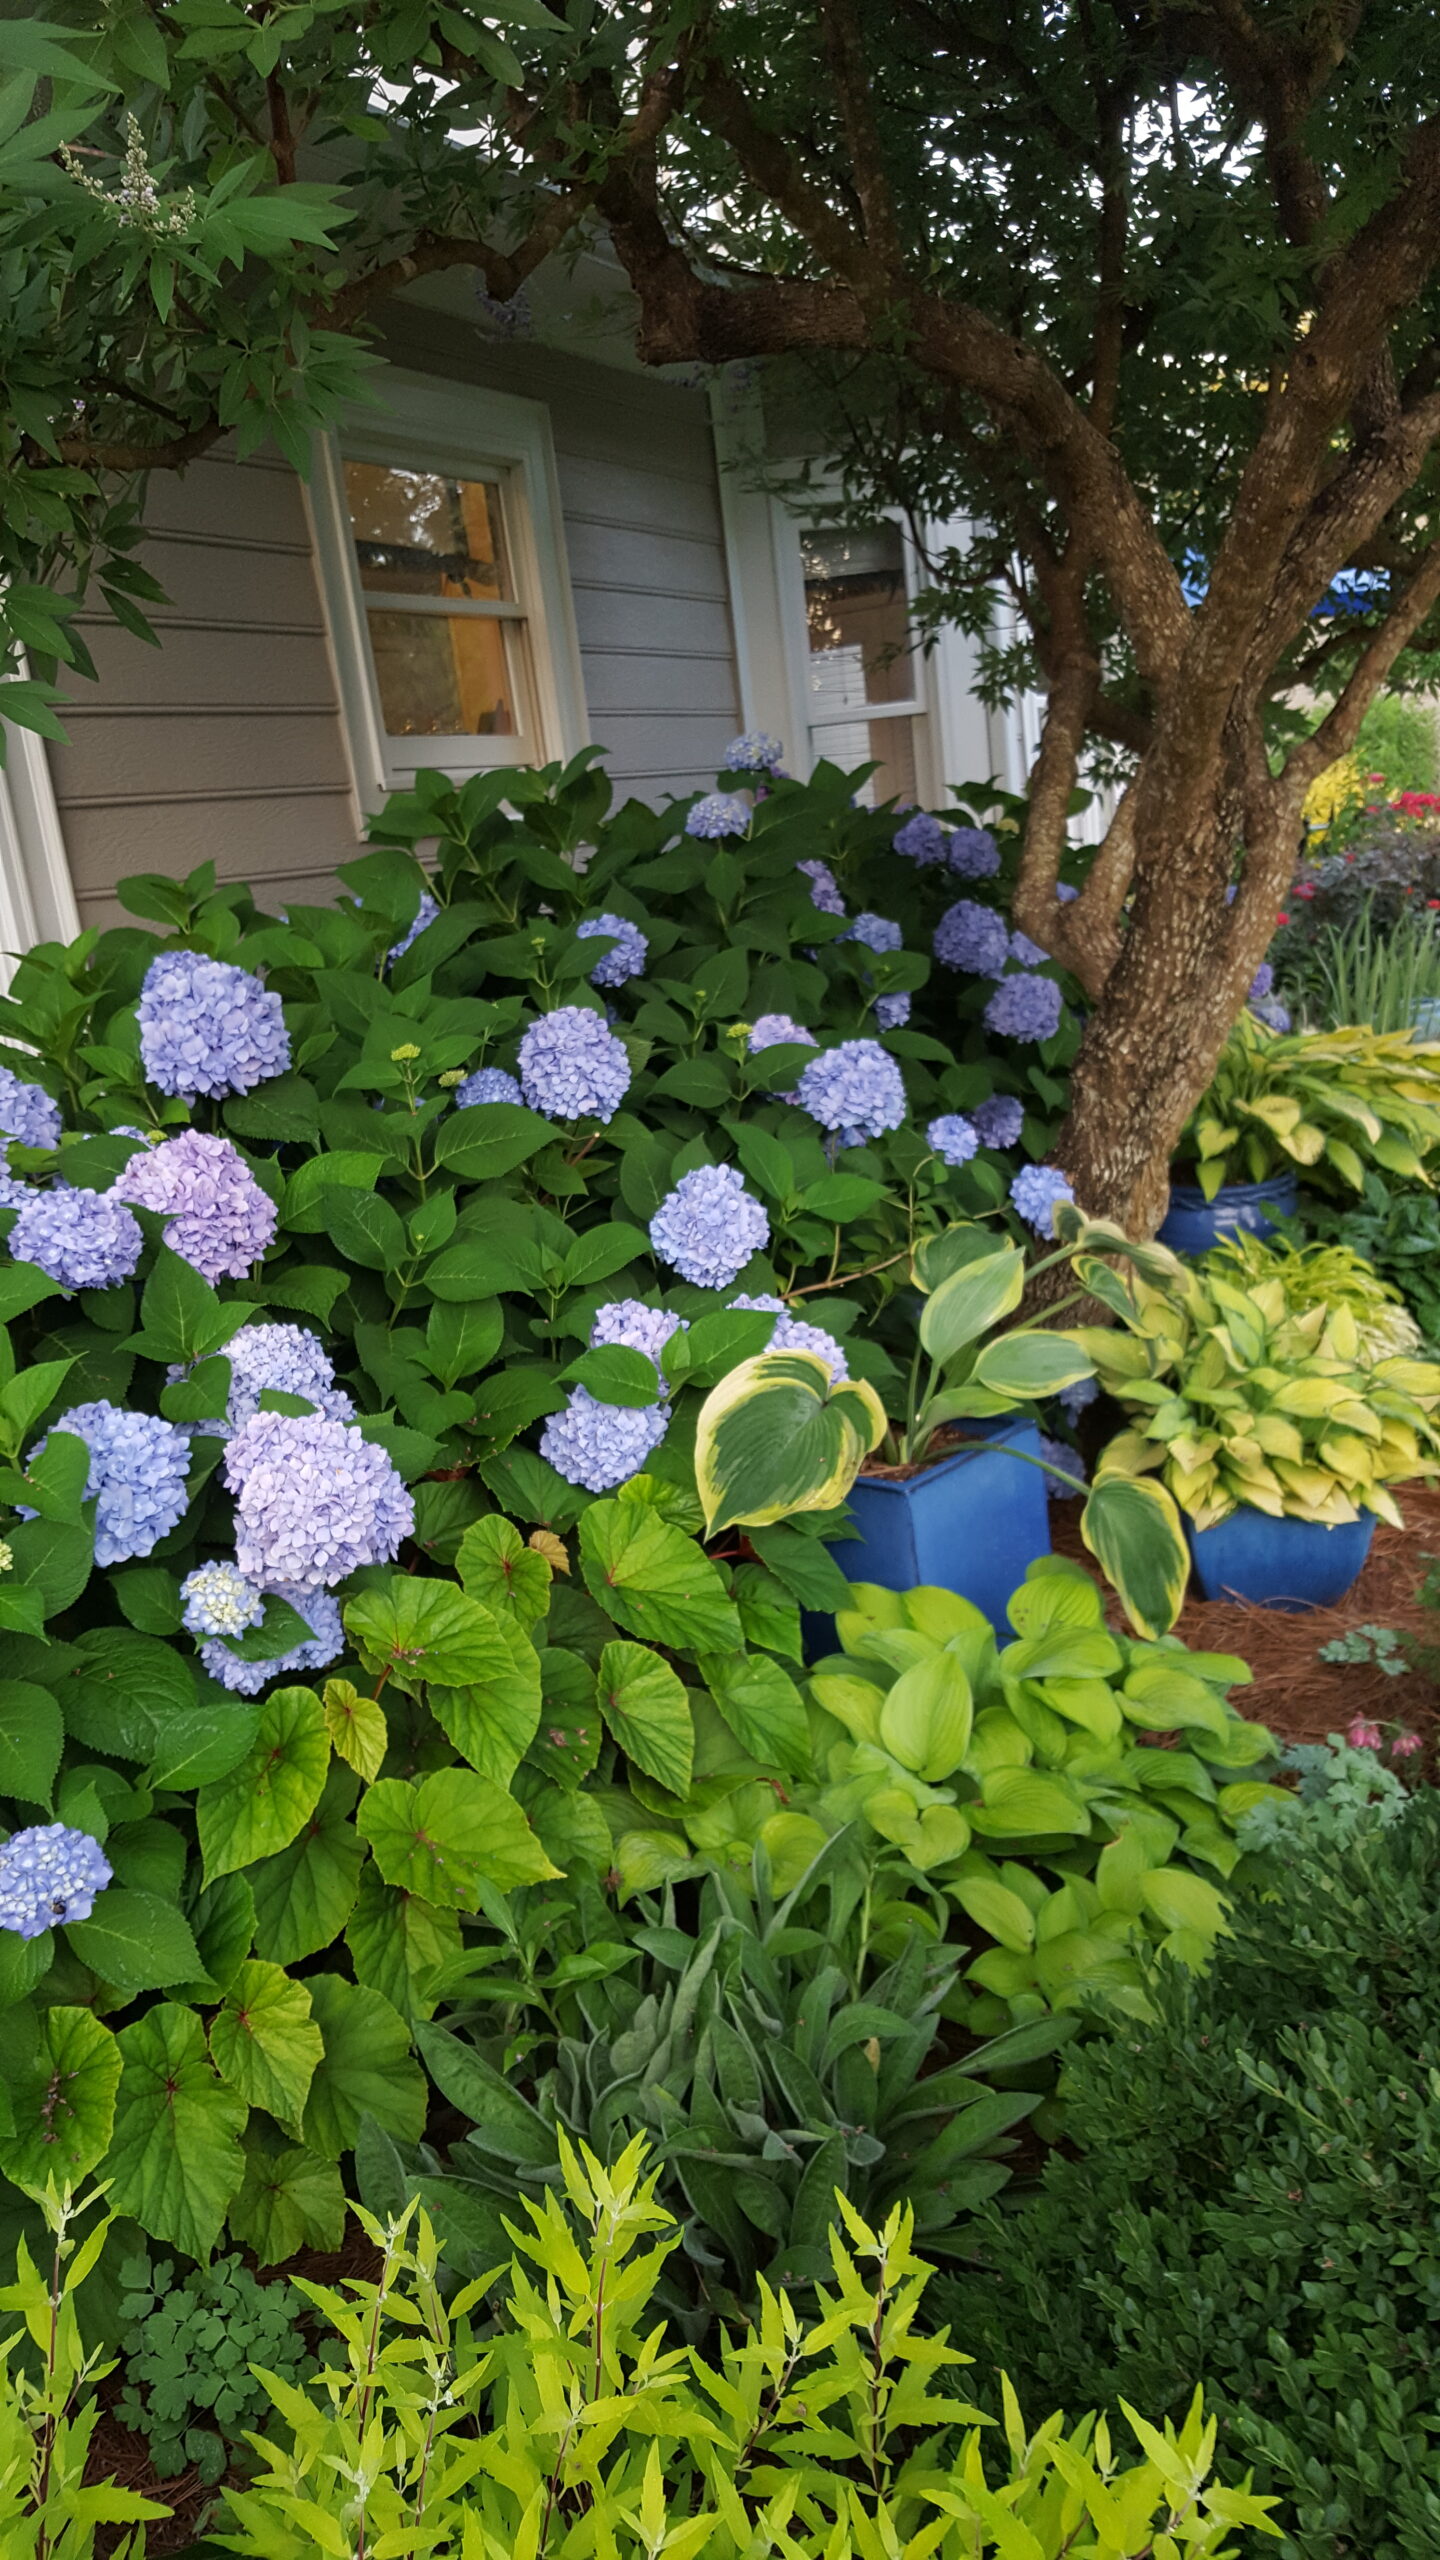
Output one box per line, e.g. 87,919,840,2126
874,993,911,1031
893,811,948,866
0,1823,112,1939
650,1164,770,1289
1249,962,1274,1001
934,900,1011,976
1059,1376,1099,1422
9,1188,142,1291
223,1412,414,1589
33,1401,191,1566
797,859,846,917
1056,882,1080,903
386,890,439,964
972,1094,1025,1149
577,912,649,989
173,1321,354,1437
730,1292,849,1380
1039,1434,1087,1498
181,1559,265,1638
201,1584,344,1695
454,1067,522,1109
947,826,1001,879
1251,996,1292,1032
138,952,290,1101
113,1131,277,1282
845,912,903,954
0,1066,61,1153
795,1040,906,1145
590,1300,687,1376
518,1007,631,1124
0,1172,34,1212
1009,930,1048,968
747,1014,817,1056
723,732,785,773
1010,1163,1076,1236
985,973,1064,1043
685,792,750,840
928,1113,979,1166
540,1387,670,1492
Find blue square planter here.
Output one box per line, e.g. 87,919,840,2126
1187,1506,1375,1611
1157,1172,1298,1256
820,1419,1053,1634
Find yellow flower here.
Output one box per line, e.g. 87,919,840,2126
390,1043,422,1064
1302,754,1365,837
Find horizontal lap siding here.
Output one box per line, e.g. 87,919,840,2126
48,314,741,925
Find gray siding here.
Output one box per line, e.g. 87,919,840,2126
48,308,740,928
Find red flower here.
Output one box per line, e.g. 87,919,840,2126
1276,911,1291,925
1294,882,1316,899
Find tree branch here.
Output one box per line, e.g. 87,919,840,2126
1290,541,1440,782
816,0,905,279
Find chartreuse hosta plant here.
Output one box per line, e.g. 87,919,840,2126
1181,1011,1440,1199
213,2138,1279,2560
808,1559,1283,2025
697,1210,1192,1639
1078,1249,1440,1529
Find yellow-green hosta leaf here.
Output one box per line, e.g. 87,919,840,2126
1121,1661,1230,1737
1139,1868,1230,1937
1080,1476,1189,1638
878,1650,974,1782
1325,1136,1366,1189
972,1329,1096,1400
950,1873,1037,1952
971,1767,1090,1835
1005,1568,1106,1640
694,1349,885,1535
809,1671,887,1744
918,1240,1026,1364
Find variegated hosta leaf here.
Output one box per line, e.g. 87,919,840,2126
1078,1476,1189,1639
694,1348,886,1536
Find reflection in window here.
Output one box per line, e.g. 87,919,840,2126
343,460,524,741
364,613,516,739
801,521,921,807
345,464,512,601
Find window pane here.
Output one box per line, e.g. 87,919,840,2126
802,522,915,709
365,610,517,738
345,462,513,601
811,716,918,808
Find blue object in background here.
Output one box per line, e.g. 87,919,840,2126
817,1419,1052,1636
1412,997,1440,1040
1157,1172,1299,1254
1187,1506,1375,1611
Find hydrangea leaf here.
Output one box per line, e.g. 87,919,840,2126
197,1685,331,1883
455,1515,552,1627
183,1872,256,1999
108,2004,247,2259
145,1702,261,1793
249,1766,365,1965
693,1350,886,1537
700,1650,810,1772
300,1976,427,2160
228,2137,347,2266
0,1679,63,1805
320,1678,388,1784
210,1959,324,2124
65,1888,204,1997
0,2006,120,2186
344,1578,519,1695
579,1497,742,1653
357,1767,559,1908
595,1641,694,1796
346,1867,461,2023
59,1627,198,1761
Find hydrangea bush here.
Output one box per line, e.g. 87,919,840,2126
0,745,1092,2274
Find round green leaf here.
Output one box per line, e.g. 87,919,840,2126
196,1685,331,1883
595,1641,694,1794
357,1767,560,1908
455,1515,553,1627
345,1577,519,1693
0,2006,120,2187
210,1959,324,2124
301,1976,427,2160
700,1649,810,1772
229,2139,347,2267
108,2004,247,2259
249,1765,365,1965
346,1866,460,2023
579,1497,741,1652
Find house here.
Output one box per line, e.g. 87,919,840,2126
0,252,1041,956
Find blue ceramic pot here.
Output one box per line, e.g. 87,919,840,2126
821,1418,1052,1633
1412,997,1440,1040
1187,1506,1375,1612
1157,1172,1298,1255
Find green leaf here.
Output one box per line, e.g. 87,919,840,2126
229,2139,347,2266
283,1152,387,1229
565,1343,663,1407
346,1867,460,2023
0,1679,63,1803
970,1769,1091,1836
748,1523,854,1612
424,1296,504,1389
320,1678,388,1783
972,1329,1096,1400
455,1515,552,1627
197,1685,331,1882
345,1576,520,1692
65,1890,203,1996
427,1603,542,1786
878,1652,974,1782
949,1874,1037,1953
413,2024,555,2167
358,1767,559,1907
579,1497,742,1653
0,2007,120,2187
249,1766,365,1965
700,1649,810,1770
5,1515,93,1619
108,2005,247,2258
59,1627,198,1759
694,1351,886,1536
130,1246,243,1363
595,1642,694,1794
1138,1868,1230,1935
112,1564,183,1635
433,1101,553,1181
301,1976,427,2161
919,1240,1026,1364
145,1703,260,1792
1080,1476,1190,1639
223,1073,321,1145
210,1960,324,2124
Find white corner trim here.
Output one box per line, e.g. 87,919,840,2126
708,374,805,761
0,722,79,985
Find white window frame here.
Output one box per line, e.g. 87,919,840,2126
307,369,588,817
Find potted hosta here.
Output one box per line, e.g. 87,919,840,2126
1159,1012,1440,1252
696,1212,1191,1637
1075,1237,1440,1607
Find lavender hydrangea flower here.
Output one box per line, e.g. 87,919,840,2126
985,973,1064,1043
1039,1434,1087,1497
1059,1376,1099,1422
9,1188,142,1291
927,1112,980,1166
874,993,911,1031
747,1014,818,1056
845,912,903,954
201,1584,344,1696
223,1412,414,1589
972,1094,1025,1149
1249,962,1275,1001
934,900,1011,976
518,1007,631,1124
795,1039,906,1145
1010,1163,1075,1235
1250,995,1292,1032
0,1171,34,1212
454,1067,522,1109
181,1559,265,1639
590,1299,687,1375
1009,931,1048,968
540,1387,669,1492
723,732,785,774
685,792,750,840
386,890,440,964
1056,883,1080,903
0,1066,61,1153
35,1401,191,1565
173,1322,354,1437
947,826,1001,879
893,811,948,866
650,1164,769,1289
138,951,290,1101
797,859,846,917
112,1131,277,1281
730,1291,849,1380
577,912,649,988
0,1823,112,1939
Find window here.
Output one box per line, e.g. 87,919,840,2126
308,372,588,811
799,520,923,806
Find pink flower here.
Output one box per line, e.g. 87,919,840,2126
1347,1715,1384,1750
1294,882,1316,899
1276,911,1291,926
1391,1729,1424,1758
